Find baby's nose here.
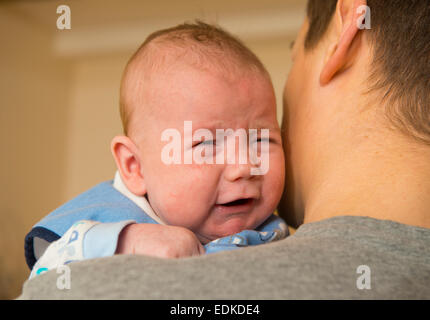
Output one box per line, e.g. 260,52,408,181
221,134,261,181
223,161,255,182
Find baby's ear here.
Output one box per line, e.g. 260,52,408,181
111,135,147,196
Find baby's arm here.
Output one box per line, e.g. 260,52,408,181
30,221,204,279
116,223,205,257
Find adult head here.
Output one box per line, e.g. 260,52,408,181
279,0,430,228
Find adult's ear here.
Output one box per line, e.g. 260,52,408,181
320,0,368,85
111,135,147,196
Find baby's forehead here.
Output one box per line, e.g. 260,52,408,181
138,76,274,129
129,52,267,101
123,41,273,139
131,41,260,82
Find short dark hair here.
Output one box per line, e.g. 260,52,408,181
305,0,430,145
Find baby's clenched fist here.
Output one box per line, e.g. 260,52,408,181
115,223,205,258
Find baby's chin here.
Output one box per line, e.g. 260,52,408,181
197,215,259,244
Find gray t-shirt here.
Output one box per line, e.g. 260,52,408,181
18,216,430,299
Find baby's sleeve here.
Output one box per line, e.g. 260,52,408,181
29,220,135,279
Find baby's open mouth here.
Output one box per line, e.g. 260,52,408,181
214,196,257,214
221,198,253,207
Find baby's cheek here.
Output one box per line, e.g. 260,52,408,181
151,162,221,228
161,198,206,231
271,148,286,181
160,173,211,226
264,151,286,204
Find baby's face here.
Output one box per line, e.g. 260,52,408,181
133,64,285,243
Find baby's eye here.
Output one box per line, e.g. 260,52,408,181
194,140,215,147
254,137,271,143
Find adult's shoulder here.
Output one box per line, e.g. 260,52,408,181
18,216,430,299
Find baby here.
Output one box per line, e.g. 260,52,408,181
25,22,287,278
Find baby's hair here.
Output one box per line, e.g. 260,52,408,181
119,20,270,136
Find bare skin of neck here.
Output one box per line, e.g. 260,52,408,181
304,127,430,229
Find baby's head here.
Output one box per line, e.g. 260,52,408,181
112,22,285,243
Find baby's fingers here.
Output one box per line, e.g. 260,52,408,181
194,241,205,256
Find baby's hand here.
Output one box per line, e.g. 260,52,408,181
115,223,205,258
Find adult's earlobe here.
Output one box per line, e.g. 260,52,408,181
320,43,339,85
319,0,367,86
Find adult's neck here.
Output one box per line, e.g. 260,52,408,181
303,111,430,230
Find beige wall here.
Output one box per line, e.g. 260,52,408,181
0,0,303,299
0,8,71,299
64,54,126,198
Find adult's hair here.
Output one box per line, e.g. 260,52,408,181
119,21,269,136
306,0,430,145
